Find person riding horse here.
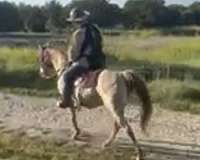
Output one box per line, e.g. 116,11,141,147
38,8,152,159
59,8,106,108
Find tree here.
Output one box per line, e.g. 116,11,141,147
188,2,200,25
69,0,122,27
165,4,185,26
45,0,66,32
182,10,196,25
0,2,22,31
27,7,47,32
123,0,166,28
18,3,33,32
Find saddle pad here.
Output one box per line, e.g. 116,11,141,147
74,70,101,88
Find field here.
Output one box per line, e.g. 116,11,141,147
1,31,200,113
106,35,200,67
0,30,200,159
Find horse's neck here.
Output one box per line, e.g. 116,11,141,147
50,50,67,75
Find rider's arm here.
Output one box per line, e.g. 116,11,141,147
67,28,85,63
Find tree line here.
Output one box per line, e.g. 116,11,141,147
1,0,200,32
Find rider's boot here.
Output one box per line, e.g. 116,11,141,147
57,96,72,109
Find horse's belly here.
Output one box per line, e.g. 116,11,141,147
79,88,102,109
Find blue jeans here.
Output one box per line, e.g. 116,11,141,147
62,63,88,106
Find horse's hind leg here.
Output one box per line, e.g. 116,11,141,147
126,121,143,160
103,120,121,148
70,107,81,140
102,102,126,148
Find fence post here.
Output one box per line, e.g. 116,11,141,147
166,65,170,79
156,69,161,80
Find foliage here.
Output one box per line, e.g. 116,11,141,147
123,0,166,28
3,0,200,30
0,2,22,31
69,0,122,27
18,3,33,32
27,7,47,32
45,0,66,32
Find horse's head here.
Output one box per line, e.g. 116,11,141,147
38,45,57,79
38,45,67,79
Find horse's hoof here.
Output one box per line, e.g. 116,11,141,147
56,101,67,109
72,131,81,140
136,149,144,160
72,135,79,140
136,155,140,160
102,142,111,149
135,155,144,160
76,106,82,112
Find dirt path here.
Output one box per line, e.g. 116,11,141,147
0,92,200,159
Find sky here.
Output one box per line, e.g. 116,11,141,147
0,0,200,7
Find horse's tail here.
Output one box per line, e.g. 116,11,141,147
122,70,152,132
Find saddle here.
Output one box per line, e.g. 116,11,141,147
74,70,102,88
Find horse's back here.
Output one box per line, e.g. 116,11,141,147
96,69,128,106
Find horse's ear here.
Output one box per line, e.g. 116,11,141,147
38,45,42,53
46,42,50,48
38,44,47,54
38,45,42,49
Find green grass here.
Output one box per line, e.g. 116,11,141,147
1,31,200,159
0,33,200,113
0,47,37,71
1,35,200,70
0,47,56,91
105,35,200,68
149,79,200,114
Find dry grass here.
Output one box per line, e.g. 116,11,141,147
0,133,136,160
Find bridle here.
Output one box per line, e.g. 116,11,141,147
39,47,70,79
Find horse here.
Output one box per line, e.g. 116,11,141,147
38,46,152,160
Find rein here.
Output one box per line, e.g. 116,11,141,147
44,65,67,79
39,48,69,79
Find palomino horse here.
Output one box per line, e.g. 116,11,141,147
38,46,152,160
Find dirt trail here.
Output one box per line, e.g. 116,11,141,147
0,92,200,159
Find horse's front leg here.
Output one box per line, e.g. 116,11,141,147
56,96,67,109
70,107,81,140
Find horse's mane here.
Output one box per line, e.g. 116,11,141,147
42,40,67,55
48,47,68,63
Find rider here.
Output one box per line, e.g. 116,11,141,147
59,8,105,108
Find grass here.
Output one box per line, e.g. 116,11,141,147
0,32,200,157
93,33,200,114
0,47,56,91
105,35,200,68
1,34,200,70
0,133,136,160
149,79,200,114
105,34,200,81
0,47,37,71
0,32,200,113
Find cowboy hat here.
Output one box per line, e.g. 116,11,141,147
66,8,90,22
